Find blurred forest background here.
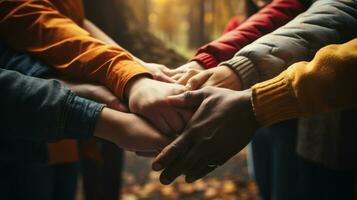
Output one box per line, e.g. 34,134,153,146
130,0,244,56
82,0,257,199
84,0,245,66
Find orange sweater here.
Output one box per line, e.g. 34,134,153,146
0,0,151,99
0,0,150,164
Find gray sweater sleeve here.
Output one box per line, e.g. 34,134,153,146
220,0,357,89
0,68,104,142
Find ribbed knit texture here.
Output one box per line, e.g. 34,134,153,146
220,56,258,89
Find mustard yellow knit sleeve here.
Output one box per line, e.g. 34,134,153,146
252,38,357,127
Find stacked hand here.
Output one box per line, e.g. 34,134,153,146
145,61,258,185
152,87,258,184
59,79,171,154
60,59,254,184
125,76,192,135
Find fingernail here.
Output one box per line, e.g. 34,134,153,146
153,163,163,171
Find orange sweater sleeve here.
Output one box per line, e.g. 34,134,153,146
0,0,151,99
252,38,357,127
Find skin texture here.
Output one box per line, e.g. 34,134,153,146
59,79,129,112
94,107,171,152
125,76,192,136
183,66,242,91
60,80,168,155
152,87,258,185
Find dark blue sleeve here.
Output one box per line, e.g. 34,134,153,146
0,43,54,77
0,68,104,142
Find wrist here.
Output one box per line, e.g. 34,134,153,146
221,65,243,91
124,75,151,101
233,89,258,128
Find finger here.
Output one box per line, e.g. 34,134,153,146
186,71,212,90
166,90,205,109
172,73,184,81
176,69,201,85
136,151,159,158
147,112,172,135
153,72,176,83
177,108,193,124
159,145,202,185
185,164,217,183
152,134,191,172
161,109,185,135
160,68,176,77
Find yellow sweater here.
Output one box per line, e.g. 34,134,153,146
252,38,357,127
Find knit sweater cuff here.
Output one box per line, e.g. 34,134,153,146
191,52,219,69
252,71,300,127
220,56,259,89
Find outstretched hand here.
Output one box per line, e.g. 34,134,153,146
152,87,258,184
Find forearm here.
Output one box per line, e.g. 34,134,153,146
0,69,104,142
221,0,357,89
252,39,357,126
83,19,146,65
0,43,55,78
0,0,151,99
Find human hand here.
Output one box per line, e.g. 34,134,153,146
152,87,258,184
171,61,204,83
141,62,177,83
125,76,192,135
184,66,242,91
94,108,171,152
59,80,128,112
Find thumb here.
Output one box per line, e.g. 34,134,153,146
167,90,204,109
186,71,212,90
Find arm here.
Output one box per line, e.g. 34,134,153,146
82,19,175,82
152,38,357,184
191,0,307,69
221,0,357,89
0,68,104,142
0,69,169,152
0,0,151,99
252,38,357,126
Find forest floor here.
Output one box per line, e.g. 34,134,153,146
121,149,259,200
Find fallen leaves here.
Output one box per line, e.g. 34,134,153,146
121,150,258,200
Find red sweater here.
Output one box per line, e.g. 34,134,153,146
191,0,307,69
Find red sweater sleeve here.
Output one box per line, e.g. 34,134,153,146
191,0,307,69
223,16,243,34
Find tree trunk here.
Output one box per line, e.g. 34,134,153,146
83,0,186,68
188,0,206,48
